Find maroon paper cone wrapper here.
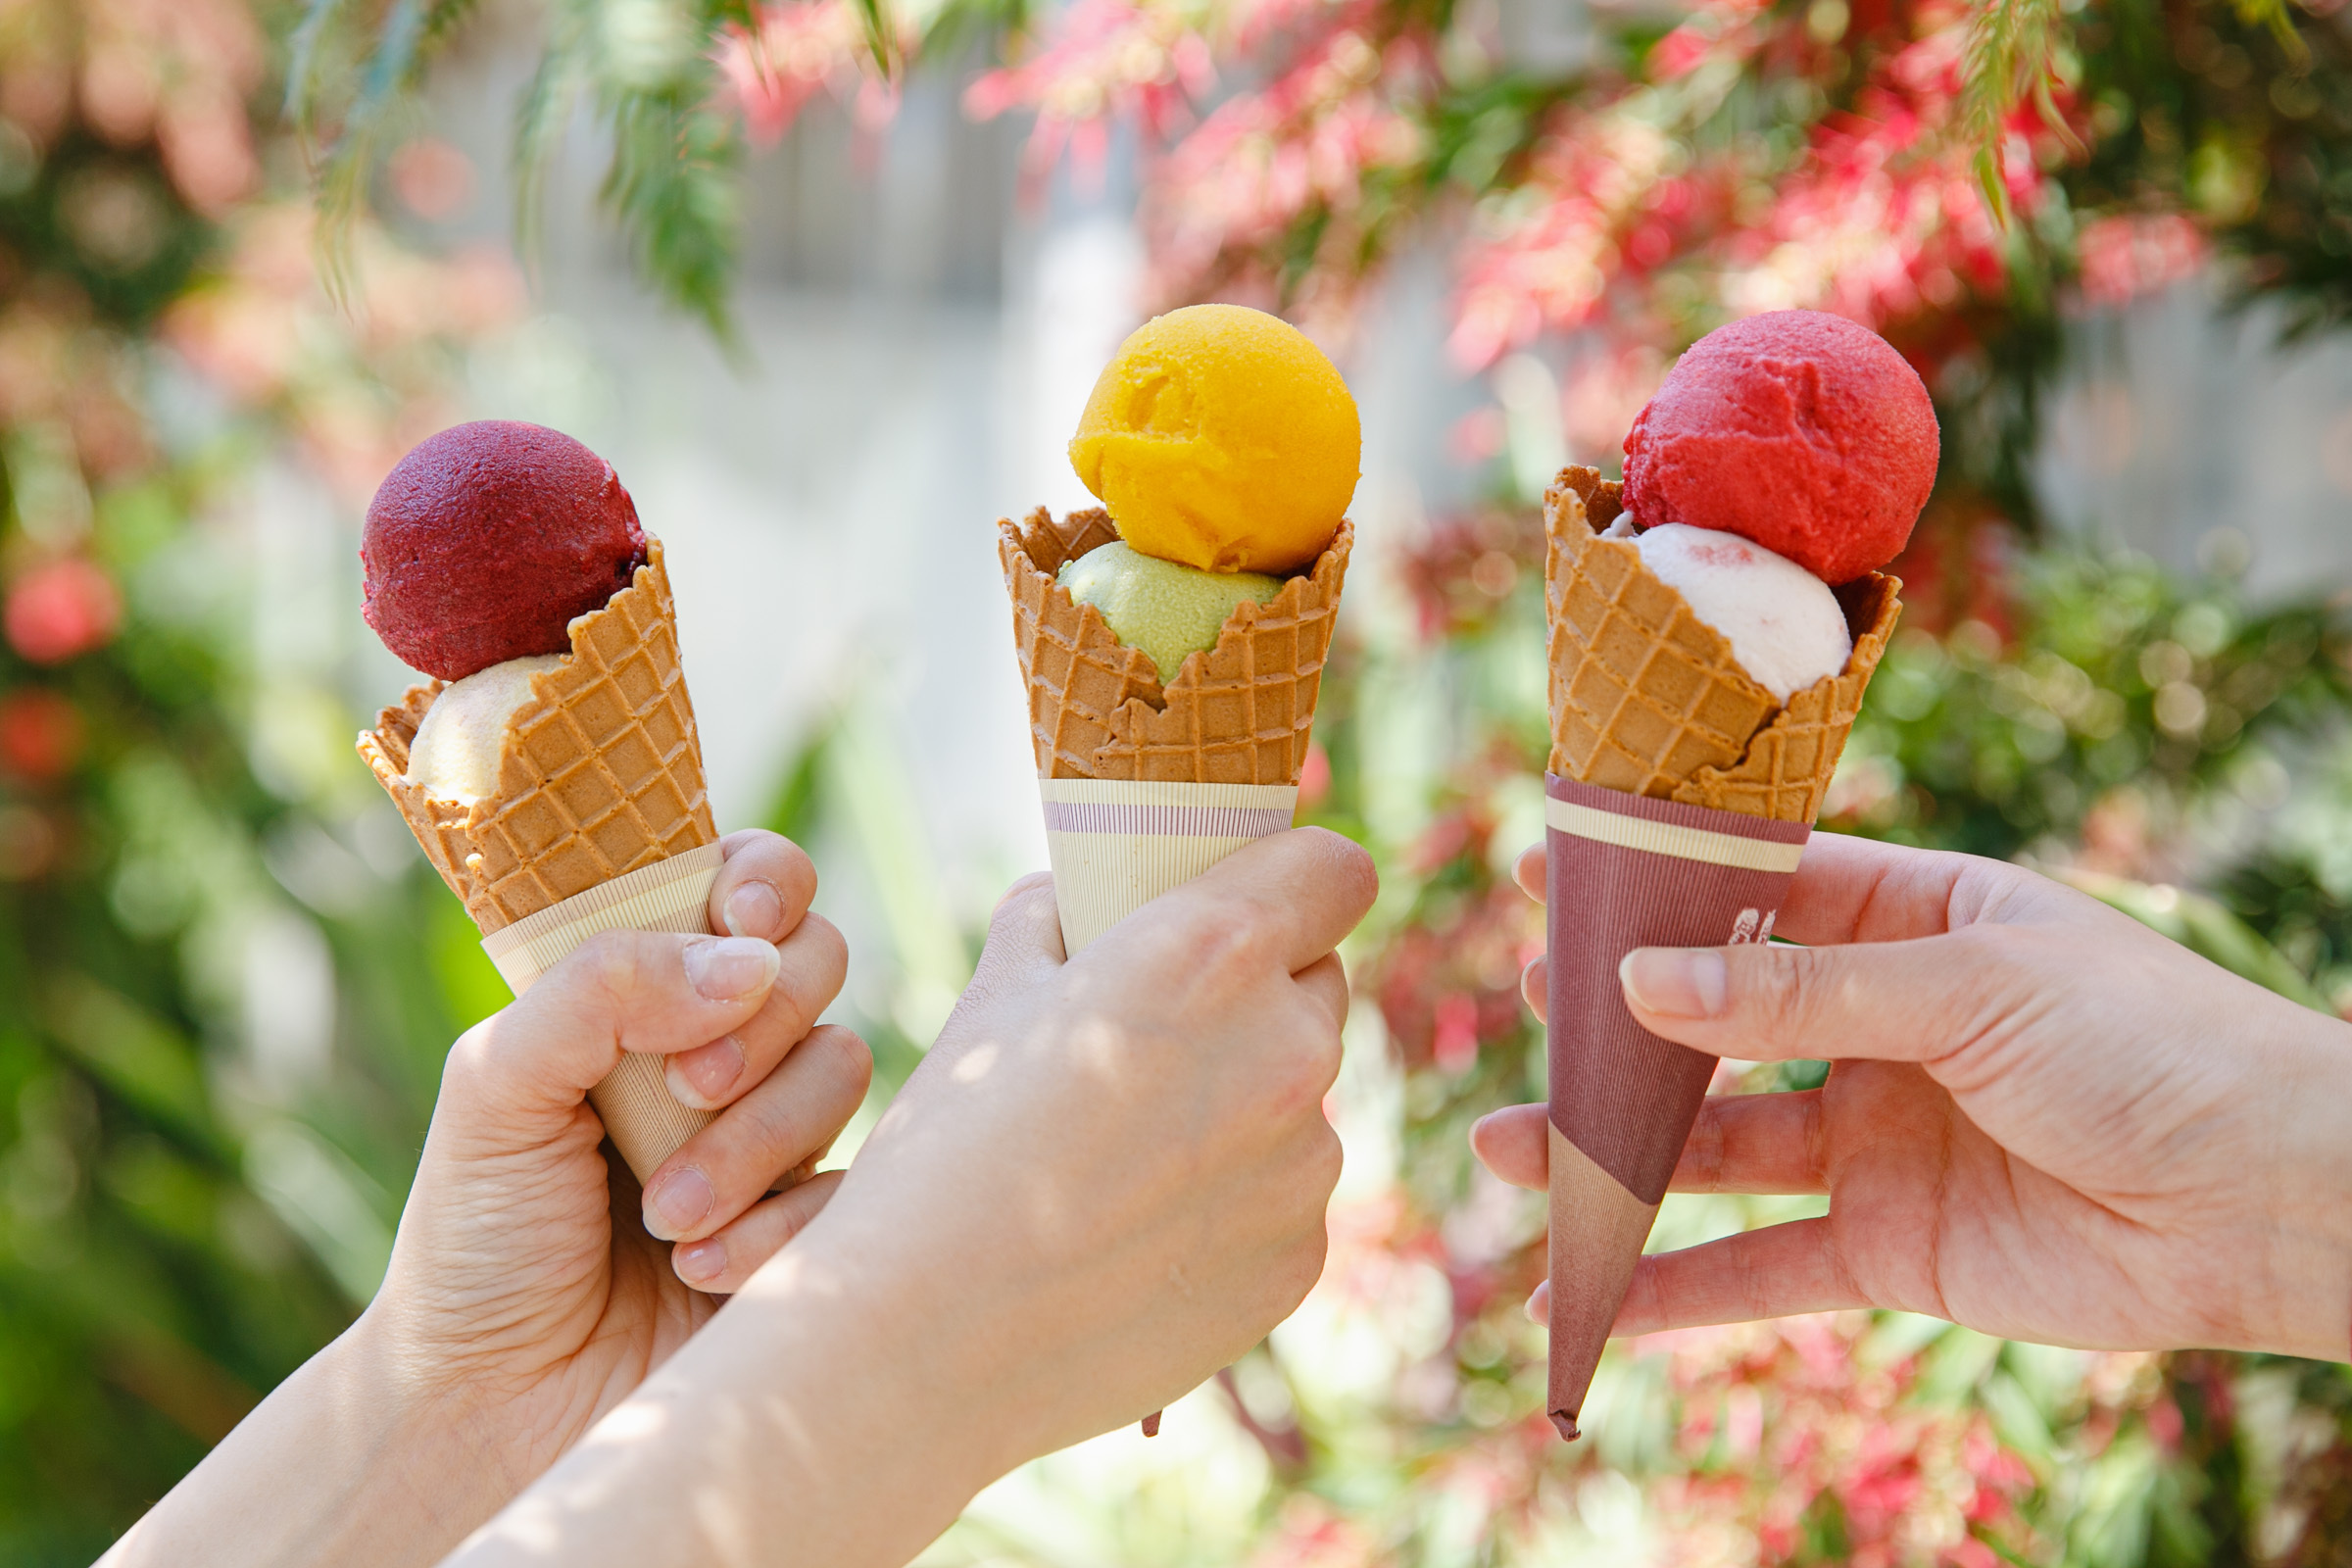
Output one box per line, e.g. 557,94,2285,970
1544,774,1808,1439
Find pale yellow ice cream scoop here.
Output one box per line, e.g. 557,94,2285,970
1070,304,1359,576
404,654,563,804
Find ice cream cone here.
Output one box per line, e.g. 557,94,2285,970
998,508,1350,955
1540,465,1901,1438
358,537,724,1183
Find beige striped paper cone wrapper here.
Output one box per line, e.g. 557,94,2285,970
997,505,1350,955
357,536,724,1185
1541,466,1901,1440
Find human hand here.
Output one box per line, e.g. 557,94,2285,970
362,830,869,1507
434,827,1378,1568
808,826,1379,1465
98,829,873,1568
1474,832,2352,1360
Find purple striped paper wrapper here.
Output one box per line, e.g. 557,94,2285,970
1037,779,1299,955
1544,774,1809,1439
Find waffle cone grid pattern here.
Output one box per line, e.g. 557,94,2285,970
1544,466,1902,825
999,507,1352,785
358,537,717,933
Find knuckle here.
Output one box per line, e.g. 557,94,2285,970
807,1025,874,1099
1952,919,2034,970
1187,907,1272,983
1747,944,1829,1034
1303,827,1378,907
1683,1107,1725,1191
1270,1225,1331,1316
992,873,1053,929
729,828,817,893
771,836,818,896
1939,924,2039,1016
1265,1016,1343,1118
799,913,851,974
1306,1124,1344,1196
569,928,658,1006
444,1017,497,1086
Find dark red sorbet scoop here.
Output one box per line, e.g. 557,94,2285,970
362,420,648,682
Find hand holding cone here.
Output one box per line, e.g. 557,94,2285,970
1540,467,1901,1437
1000,305,1359,1440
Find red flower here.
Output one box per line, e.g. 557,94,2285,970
1298,741,1332,808
6,559,122,664
0,690,82,781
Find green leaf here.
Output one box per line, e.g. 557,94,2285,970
1960,0,2071,228
39,976,218,1154
599,95,745,343
853,0,901,77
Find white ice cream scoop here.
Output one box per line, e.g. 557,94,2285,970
405,654,564,804
1631,524,1852,701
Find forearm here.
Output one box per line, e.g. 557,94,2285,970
439,1234,1014,1568
101,1313,519,1568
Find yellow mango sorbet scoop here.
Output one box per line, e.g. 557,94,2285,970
1069,303,1360,577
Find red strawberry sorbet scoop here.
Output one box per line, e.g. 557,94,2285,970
1621,311,1938,584
362,421,647,682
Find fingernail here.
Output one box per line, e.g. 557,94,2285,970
667,1035,746,1107
684,937,779,1002
1620,948,1728,1018
644,1167,714,1240
676,1238,726,1287
723,881,784,940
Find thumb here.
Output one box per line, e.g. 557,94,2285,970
962,872,1066,1004
1618,925,2042,1068
446,929,781,1130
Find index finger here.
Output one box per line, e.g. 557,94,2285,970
711,829,818,944
1158,826,1378,976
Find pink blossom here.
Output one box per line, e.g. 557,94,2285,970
7,559,122,664
713,1,877,146
965,0,1216,185
2075,212,2207,307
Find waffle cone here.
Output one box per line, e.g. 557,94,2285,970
358,537,717,932
1543,466,1901,824
998,508,1351,784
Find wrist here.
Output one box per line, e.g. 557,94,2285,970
449,1225,1019,1568
745,1214,1034,1495
312,1312,525,1558
2263,1010,2352,1361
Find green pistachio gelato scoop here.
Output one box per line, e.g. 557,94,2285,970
1057,541,1285,685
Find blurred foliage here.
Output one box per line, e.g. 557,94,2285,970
291,0,751,333
0,0,505,1555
